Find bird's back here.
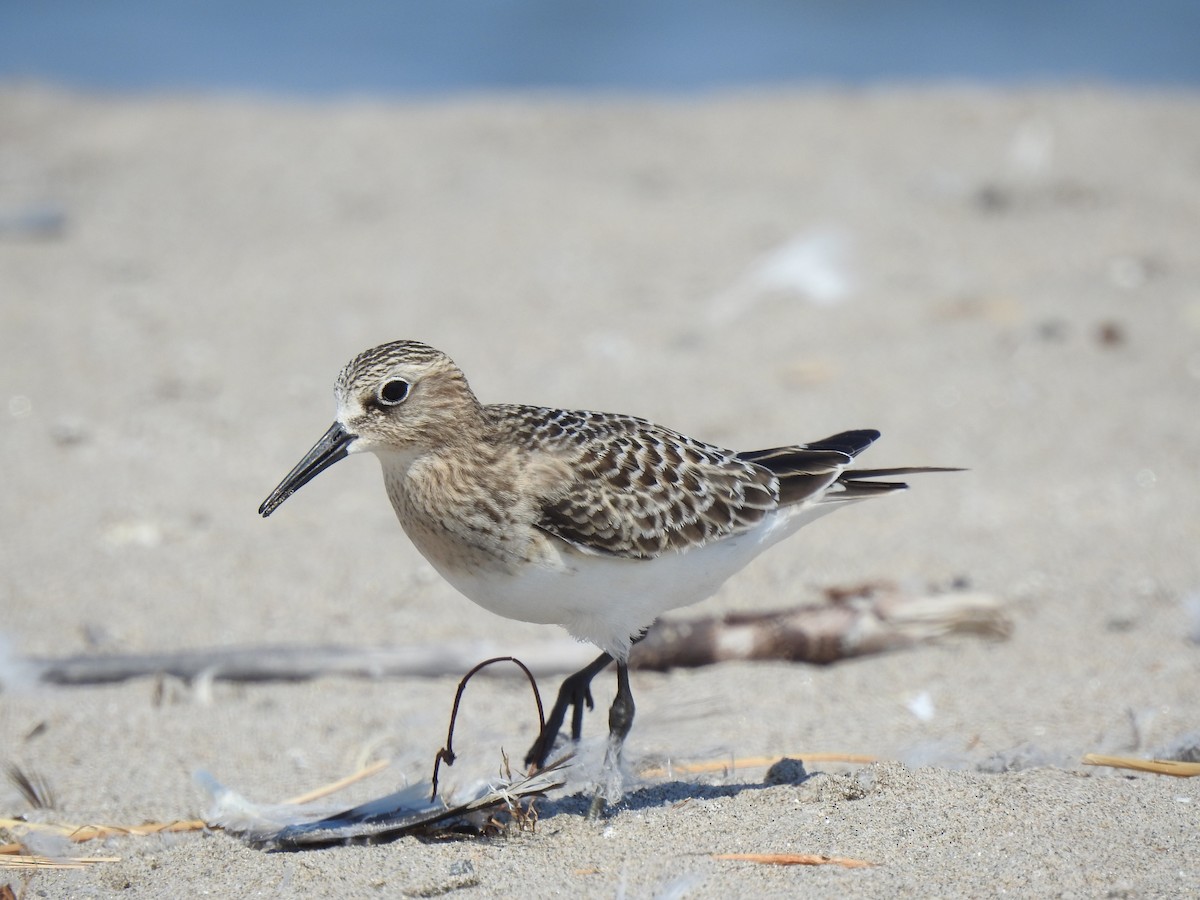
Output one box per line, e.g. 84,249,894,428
485,406,906,561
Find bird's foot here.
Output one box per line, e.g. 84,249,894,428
525,652,612,769
524,723,571,772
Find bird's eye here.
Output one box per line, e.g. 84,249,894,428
378,379,411,405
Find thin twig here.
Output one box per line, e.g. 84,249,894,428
0,854,120,870
0,819,205,845
430,657,545,801
714,853,874,868
284,759,390,805
20,587,1006,686
1081,754,1200,777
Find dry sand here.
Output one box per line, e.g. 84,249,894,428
1,84,1198,897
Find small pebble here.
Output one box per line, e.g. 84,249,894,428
764,757,809,786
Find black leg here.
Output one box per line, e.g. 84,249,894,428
587,660,637,817
607,661,635,748
524,650,613,769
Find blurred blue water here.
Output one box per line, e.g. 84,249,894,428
1,0,1197,95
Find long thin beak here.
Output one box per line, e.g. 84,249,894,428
259,422,355,517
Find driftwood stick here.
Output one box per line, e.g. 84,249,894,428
16,587,1006,687
21,641,597,686
630,585,1008,670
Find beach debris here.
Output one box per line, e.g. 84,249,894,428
0,750,881,859
977,743,1061,774
5,766,55,811
713,852,873,868
1080,728,1200,777
707,229,854,325
1081,755,1200,778
16,638,594,687
430,656,544,801
201,757,570,850
905,691,937,723
0,754,563,856
202,659,558,849
1154,729,1200,764
763,757,810,786
0,852,118,871
0,817,208,846
630,582,1008,670
0,761,391,854
15,582,1006,688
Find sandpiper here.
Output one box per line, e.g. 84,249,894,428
260,340,955,806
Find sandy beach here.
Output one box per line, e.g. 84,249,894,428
1,84,1198,897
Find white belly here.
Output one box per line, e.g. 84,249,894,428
417,505,834,660
430,540,746,659
383,452,849,660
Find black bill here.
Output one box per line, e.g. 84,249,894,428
259,422,355,517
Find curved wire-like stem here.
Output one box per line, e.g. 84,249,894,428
429,656,546,801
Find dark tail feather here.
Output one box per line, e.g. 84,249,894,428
830,477,911,502
739,443,860,506
740,430,962,507
846,466,965,479
831,466,964,503
738,431,881,470
738,447,853,470
802,429,880,458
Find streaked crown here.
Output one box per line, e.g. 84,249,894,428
334,340,484,452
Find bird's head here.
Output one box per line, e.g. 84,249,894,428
258,340,481,517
